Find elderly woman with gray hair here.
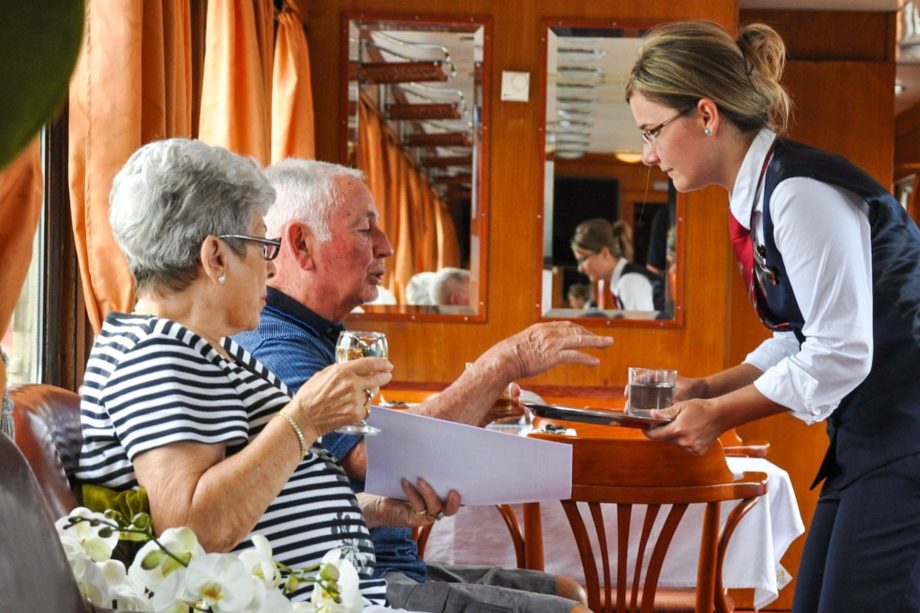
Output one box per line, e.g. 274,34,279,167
75,138,455,606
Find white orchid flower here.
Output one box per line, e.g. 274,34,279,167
149,566,191,613
60,537,111,606
241,580,294,613
237,535,282,589
129,526,204,591
98,559,151,611
184,552,256,612
310,550,362,613
55,506,120,562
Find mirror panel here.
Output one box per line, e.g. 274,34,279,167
342,14,489,321
539,22,683,325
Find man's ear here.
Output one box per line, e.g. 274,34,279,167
284,221,316,271
199,236,226,284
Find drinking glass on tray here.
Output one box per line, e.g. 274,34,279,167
625,367,676,418
335,330,388,435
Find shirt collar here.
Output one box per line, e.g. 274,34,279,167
729,128,777,230
265,286,345,347
610,257,628,284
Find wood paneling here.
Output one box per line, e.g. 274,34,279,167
305,0,738,389
301,4,895,611
896,101,920,172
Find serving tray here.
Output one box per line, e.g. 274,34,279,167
525,403,671,429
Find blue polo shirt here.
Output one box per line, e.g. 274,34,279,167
233,287,427,582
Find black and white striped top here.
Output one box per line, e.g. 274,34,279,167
76,313,387,604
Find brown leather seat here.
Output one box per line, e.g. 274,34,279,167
0,430,107,611
9,383,82,518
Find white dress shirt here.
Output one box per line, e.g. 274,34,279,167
611,257,655,311
729,129,874,424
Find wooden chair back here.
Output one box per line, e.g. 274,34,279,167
529,433,768,613
415,503,527,567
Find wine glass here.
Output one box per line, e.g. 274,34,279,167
334,330,388,435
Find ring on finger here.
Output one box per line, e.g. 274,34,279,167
427,510,445,521
412,507,427,516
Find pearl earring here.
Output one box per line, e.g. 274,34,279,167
218,274,226,284
703,127,712,136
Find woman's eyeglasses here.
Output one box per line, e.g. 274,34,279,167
218,234,282,261
640,110,686,146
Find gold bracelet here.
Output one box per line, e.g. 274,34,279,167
278,410,308,460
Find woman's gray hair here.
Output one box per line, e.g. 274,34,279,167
263,159,365,242
109,138,275,295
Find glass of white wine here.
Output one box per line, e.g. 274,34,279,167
334,330,388,435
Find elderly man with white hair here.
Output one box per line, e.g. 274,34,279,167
234,158,613,613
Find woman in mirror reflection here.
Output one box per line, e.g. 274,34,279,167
570,218,662,311
626,20,920,612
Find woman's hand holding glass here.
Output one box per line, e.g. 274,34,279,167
290,357,393,439
334,331,388,435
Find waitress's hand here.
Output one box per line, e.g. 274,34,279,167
291,358,393,436
644,398,723,456
673,376,709,402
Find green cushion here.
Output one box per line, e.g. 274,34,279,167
77,483,149,519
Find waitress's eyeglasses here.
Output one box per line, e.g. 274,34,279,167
640,110,686,146
218,234,282,260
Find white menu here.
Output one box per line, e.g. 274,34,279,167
364,407,572,506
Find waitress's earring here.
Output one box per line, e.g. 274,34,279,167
218,274,226,284
703,127,712,136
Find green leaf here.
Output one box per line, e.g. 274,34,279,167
0,1,85,169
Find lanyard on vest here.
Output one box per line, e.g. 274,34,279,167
728,142,791,331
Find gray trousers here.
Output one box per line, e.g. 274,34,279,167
385,562,576,613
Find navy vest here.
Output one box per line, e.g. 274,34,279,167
621,261,666,312
759,139,920,490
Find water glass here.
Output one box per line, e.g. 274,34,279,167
626,367,676,418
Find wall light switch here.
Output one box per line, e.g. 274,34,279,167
501,71,530,102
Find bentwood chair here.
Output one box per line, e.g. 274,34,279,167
529,433,768,613
415,503,527,567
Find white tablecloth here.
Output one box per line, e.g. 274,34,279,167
423,457,804,610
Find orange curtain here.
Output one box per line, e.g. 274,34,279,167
0,141,42,334
435,198,460,269
356,97,459,300
198,0,271,165
69,0,193,332
271,5,315,162
392,156,415,303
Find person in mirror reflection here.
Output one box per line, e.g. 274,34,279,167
405,271,437,306
430,267,476,314
626,20,920,612
571,218,663,311
233,158,613,613
75,138,459,606
566,282,593,310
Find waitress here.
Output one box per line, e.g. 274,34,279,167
625,20,920,612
